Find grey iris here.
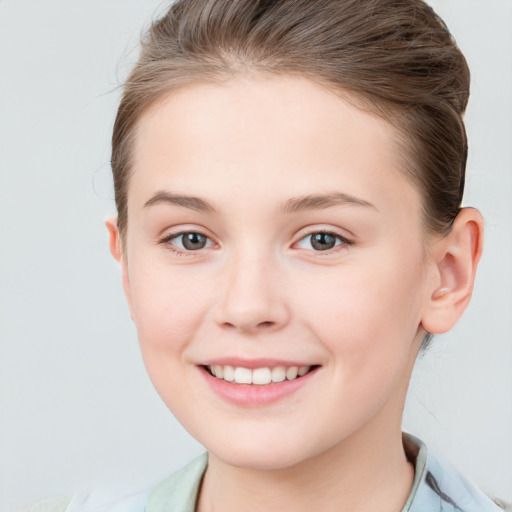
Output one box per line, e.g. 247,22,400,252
182,233,208,250
311,233,336,251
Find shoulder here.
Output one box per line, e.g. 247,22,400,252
25,454,208,512
26,494,73,512
491,497,512,512
26,488,149,512
404,433,510,512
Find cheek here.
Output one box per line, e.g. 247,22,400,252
127,255,214,367
128,268,217,420
303,256,422,332
291,259,425,437
297,249,425,377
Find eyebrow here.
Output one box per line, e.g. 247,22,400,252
144,192,216,213
143,190,376,214
282,192,377,213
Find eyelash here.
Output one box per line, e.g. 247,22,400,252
158,230,353,257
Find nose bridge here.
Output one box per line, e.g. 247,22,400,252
215,243,289,333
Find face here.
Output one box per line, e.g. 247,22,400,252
119,76,433,470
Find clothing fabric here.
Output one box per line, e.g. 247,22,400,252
28,434,507,512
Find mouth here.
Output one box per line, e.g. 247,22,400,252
203,364,319,385
198,359,321,405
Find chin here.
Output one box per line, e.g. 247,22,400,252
217,448,307,471
203,431,322,471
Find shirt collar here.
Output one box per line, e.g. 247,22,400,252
146,453,208,512
146,434,501,512
403,432,502,512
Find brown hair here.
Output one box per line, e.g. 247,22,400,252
112,0,470,240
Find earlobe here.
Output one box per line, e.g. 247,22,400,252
421,208,484,334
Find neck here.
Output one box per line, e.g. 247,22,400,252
197,419,414,512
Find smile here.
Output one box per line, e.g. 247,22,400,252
199,359,321,406
206,364,312,385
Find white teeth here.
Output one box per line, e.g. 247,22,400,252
252,367,272,385
298,365,309,376
207,364,312,385
271,366,286,383
285,366,298,380
213,365,223,378
223,365,235,382
234,367,252,384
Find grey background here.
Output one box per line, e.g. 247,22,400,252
0,1,510,510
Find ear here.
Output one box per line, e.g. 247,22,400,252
105,217,134,319
421,208,484,334
106,216,123,262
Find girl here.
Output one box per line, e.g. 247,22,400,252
27,0,510,510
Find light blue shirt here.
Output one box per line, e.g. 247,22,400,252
29,434,508,512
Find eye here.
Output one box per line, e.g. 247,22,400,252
295,231,349,252
164,232,214,252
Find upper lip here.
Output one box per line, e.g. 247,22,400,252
199,358,318,369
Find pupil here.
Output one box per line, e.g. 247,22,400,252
311,233,336,251
182,233,207,250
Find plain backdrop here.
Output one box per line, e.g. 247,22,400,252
0,1,511,510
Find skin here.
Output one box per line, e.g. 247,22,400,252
107,76,483,512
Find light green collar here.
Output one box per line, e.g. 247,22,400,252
146,453,208,512
144,438,427,512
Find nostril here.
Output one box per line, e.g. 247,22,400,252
221,320,276,334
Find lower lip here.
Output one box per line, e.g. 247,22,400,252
199,366,319,406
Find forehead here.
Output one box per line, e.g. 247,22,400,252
130,76,419,217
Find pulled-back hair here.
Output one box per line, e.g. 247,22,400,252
112,0,470,240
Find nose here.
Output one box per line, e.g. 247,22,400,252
214,252,291,335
